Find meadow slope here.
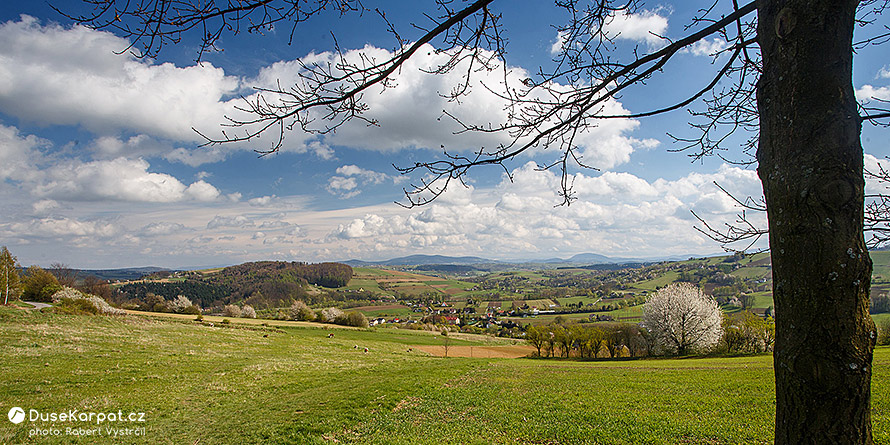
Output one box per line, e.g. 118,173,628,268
1,307,888,444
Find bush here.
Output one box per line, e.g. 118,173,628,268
289,300,316,321
182,305,202,315
51,287,125,315
223,304,242,318
170,295,193,313
319,307,344,323
241,304,257,318
339,311,369,328
56,297,101,315
21,266,60,302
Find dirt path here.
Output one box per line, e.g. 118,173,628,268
413,344,535,358
22,301,52,310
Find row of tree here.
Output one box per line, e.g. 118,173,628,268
526,283,776,358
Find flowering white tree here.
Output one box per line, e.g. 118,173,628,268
289,300,315,321
320,307,344,323
241,304,257,319
642,283,723,356
171,295,193,313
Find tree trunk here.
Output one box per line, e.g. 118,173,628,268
757,1,876,443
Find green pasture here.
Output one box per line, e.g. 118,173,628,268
3,306,890,444
631,271,679,291
354,306,416,319
558,296,600,306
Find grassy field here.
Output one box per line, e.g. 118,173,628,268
2,306,890,444
345,268,476,297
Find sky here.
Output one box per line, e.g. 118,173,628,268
0,1,888,269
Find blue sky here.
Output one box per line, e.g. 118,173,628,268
0,1,888,268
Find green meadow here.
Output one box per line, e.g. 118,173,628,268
2,306,889,444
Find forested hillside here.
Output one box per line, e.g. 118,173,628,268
114,261,352,311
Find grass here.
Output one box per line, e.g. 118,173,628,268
352,305,415,319
2,306,889,444
604,304,644,321
632,271,679,291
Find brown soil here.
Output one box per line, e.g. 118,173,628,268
413,345,535,358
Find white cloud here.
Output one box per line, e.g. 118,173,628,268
8,217,119,238
31,199,61,215
141,222,188,236
206,215,255,229
0,123,46,182
878,65,890,79
1,123,226,204
253,44,649,171
258,220,290,229
866,154,890,195
164,147,229,167
327,176,360,198
550,9,670,56
327,162,764,258
0,16,240,143
248,195,276,207
326,165,402,198
286,225,307,237
550,30,570,56
856,84,890,102
0,17,652,176
684,38,729,57
33,158,221,203
90,134,171,159
603,9,670,46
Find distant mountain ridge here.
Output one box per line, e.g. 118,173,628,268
73,266,171,281
343,252,693,267
344,255,496,266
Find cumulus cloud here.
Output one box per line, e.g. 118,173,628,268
328,162,765,258
140,222,188,236
866,154,890,195
857,84,890,102
1,16,654,176
32,158,221,202
253,43,650,170
683,38,729,57
603,9,670,46
326,165,401,198
164,147,229,167
551,9,670,56
206,215,255,229
90,134,172,159
7,217,119,238
31,199,61,215
249,195,276,207
0,123,47,182
258,219,290,229
878,65,890,79
1,123,226,204
0,16,242,143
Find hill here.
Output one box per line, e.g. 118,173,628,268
113,261,353,311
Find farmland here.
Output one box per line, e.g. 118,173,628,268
2,306,889,444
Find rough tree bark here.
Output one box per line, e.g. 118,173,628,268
757,1,876,443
